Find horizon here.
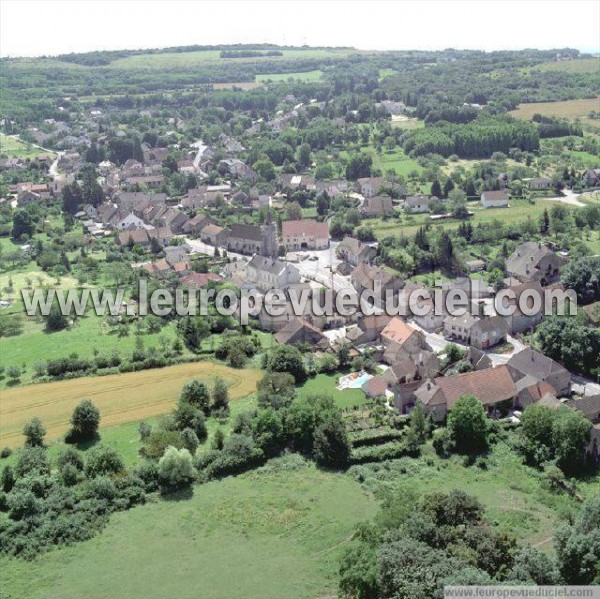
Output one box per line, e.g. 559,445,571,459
1,0,599,59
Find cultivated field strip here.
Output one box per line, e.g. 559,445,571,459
0,362,261,447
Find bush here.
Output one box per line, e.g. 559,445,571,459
1,465,15,492
142,430,185,459
138,421,152,441
433,428,454,458
173,400,207,440
448,395,490,454
196,434,264,480
256,372,296,410
0,447,12,459
157,446,195,491
14,446,51,478
211,377,230,415
57,447,84,472
179,428,200,454
85,445,125,478
262,345,307,383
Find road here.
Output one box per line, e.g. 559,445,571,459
288,242,354,292
542,188,586,208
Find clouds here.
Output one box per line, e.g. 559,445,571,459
1,0,599,58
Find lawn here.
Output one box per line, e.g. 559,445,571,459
371,146,423,177
533,57,600,74
298,372,368,410
0,133,54,158
0,458,378,599
0,361,262,448
509,97,600,129
256,70,323,83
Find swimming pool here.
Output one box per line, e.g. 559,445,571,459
347,373,372,388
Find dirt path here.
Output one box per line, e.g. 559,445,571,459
0,362,261,447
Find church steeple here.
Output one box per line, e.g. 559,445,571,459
260,209,278,259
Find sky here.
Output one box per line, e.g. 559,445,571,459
1,0,599,58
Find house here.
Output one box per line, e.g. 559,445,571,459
582,168,600,188
115,212,147,230
179,272,222,288
502,281,545,334
218,158,251,179
360,196,394,217
182,214,212,236
362,375,392,399
200,224,229,247
415,366,518,422
583,301,600,327
481,189,509,208
281,219,329,251
514,376,557,409
245,255,301,292
279,174,316,191
528,177,553,190
444,314,507,350
465,259,486,273
116,227,173,248
336,237,377,266
380,317,424,353
114,191,168,213
348,314,392,345
274,317,329,348
356,177,385,198
505,242,567,285
124,175,165,189
351,263,403,297
405,195,432,213
507,348,571,397
227,220,278,258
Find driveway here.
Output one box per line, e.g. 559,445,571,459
542,188,586,208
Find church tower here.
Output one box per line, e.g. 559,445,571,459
260,210,279,259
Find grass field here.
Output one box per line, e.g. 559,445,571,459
256,70,323,83
353,440,600,551
107,48,355,70
0,133,54,158
0,458,378,599
509,97,600,129
370,198,555,239
0,362,262,447
534,57,600,74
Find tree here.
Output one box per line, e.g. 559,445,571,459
179,428,200,454
539,208,550,234
262,345,307,383
253,158,276,181
14,446,50,478
552,407,592,475
561,256,600,304
520,404,555,465
257,371,296,410
431,179,442,198
177,316,210,352
45,303,69,332
157,446,195,491
555,494,600,584
448,395,489,454
211,377,230,414
11,209,36,240
296,143,311,168
337,343,351,368
409,402,427,444
1,465,15,493
23,417,46,447
313,413,350,468
180,380,210,415
67,399,100,443
173,400,207,441
345,153,372,180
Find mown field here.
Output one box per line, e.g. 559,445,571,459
255,69,324,83
533,57,600,74
370,198,556,239
0,362,262,447
0,133,54,158
509,97,600,129
0,458,378,599
106,48,355,70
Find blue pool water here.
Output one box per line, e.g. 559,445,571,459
346,373,372,388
